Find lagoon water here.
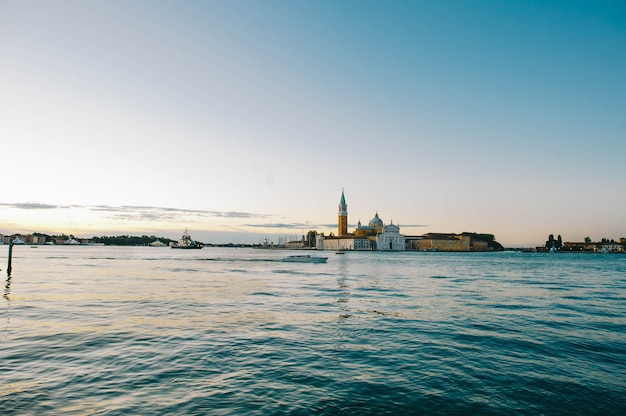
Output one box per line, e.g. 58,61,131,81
1,246,625,415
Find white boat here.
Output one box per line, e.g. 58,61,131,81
282,254,328,263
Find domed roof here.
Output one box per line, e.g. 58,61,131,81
369,212,383,228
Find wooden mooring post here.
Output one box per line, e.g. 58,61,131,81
7,240,13,277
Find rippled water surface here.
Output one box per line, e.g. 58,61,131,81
2,246,625,415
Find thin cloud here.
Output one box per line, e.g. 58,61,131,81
0,202,425,228
244,222,316,229
320,223,428,228
2,202,271,221
212,211,263,219
1,202,60,210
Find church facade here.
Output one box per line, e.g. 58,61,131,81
319,190,406,251
376,223,405,251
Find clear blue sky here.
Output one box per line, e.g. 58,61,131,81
1,0,624,245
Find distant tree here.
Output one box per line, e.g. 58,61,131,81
557,235,563,249
466,233,504,251
473,233,495,243
90,234,173,246
306,230,317,247
33,232,52,243
584,236,591,244
546,234,555,249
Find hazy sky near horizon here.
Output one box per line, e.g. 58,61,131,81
1,0,625,245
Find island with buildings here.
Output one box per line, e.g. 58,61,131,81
290,189,504,252
2,190,624,253
284,190,624,253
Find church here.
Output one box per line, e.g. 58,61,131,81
317,189,406,251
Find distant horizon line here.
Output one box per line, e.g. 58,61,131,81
3,230,624,250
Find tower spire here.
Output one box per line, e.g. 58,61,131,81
338,188,348,236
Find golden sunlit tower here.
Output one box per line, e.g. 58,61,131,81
338,188,348,236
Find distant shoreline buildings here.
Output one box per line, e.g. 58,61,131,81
0,234,169,246
0,233,253,248
317,190,498,252
1,190,624,252
536,234,625,253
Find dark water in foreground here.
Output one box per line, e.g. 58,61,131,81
1,246,625,415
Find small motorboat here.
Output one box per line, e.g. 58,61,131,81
282,255,328,263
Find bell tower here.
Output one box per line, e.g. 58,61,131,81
338,188,348,236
